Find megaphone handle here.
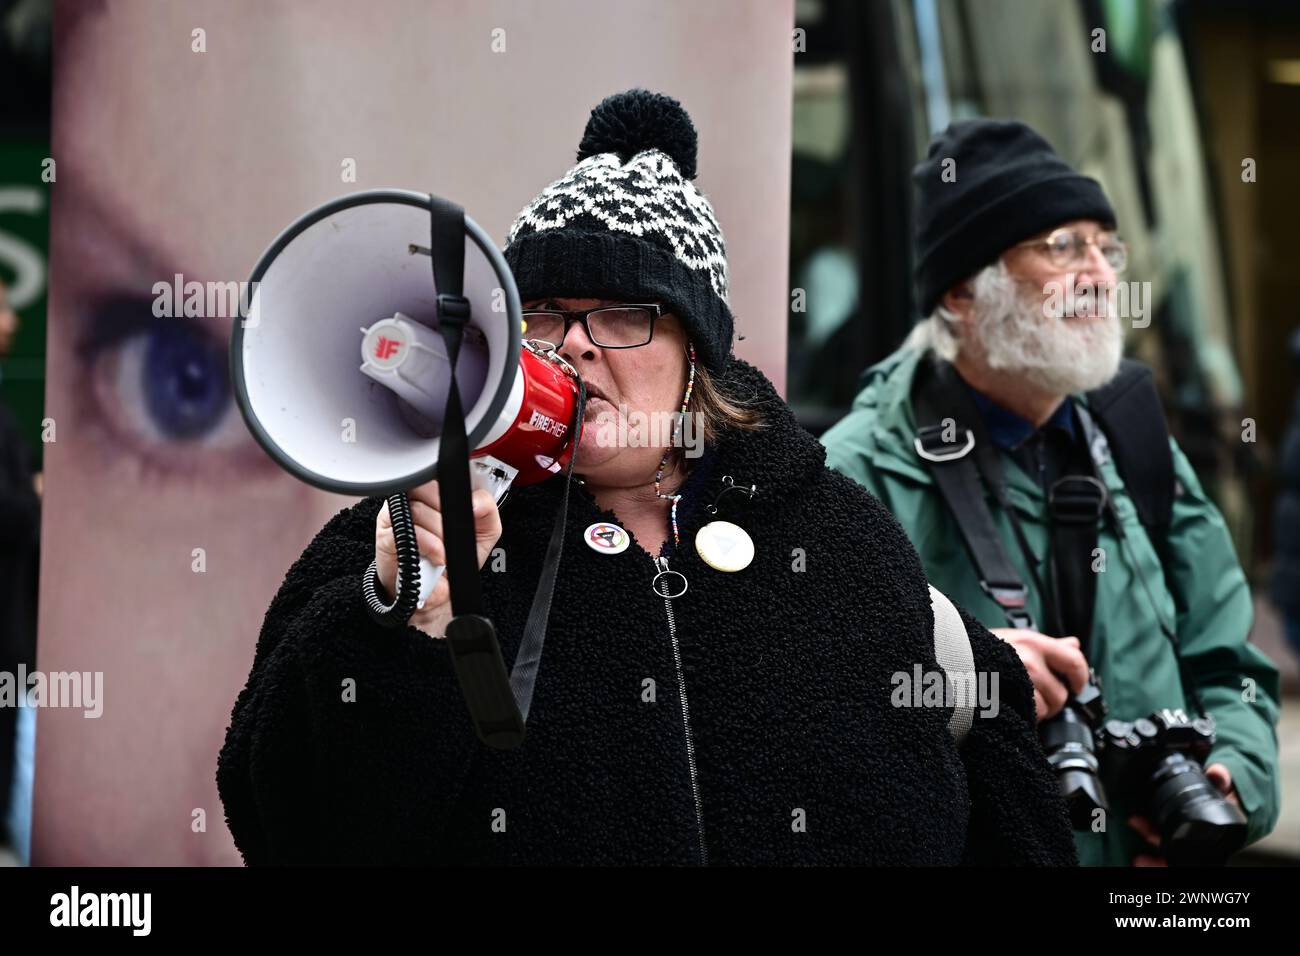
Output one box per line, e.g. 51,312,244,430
415,556,444,610
414,459,517,610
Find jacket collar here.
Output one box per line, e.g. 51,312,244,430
684,355,828,501
849,345,1068,503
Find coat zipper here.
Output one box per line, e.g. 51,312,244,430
653,554,708,865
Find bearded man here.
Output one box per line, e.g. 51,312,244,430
822,119,1279,866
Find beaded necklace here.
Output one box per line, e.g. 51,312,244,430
653,343,697,549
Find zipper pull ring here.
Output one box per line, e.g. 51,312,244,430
651,556,689,599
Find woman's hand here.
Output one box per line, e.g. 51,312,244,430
374,480,503,635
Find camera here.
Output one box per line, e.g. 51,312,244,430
1039,673,1107,829
1040,673,1248,865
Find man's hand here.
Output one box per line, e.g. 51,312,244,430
1205,762,1241,807
990,629,1090,722
1127,814,1168,867
1127,763,1238,866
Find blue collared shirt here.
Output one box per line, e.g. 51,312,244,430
962,382,1084,492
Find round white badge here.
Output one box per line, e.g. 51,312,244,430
695,520,754,572
584,522,630,555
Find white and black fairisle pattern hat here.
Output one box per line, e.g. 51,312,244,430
503,89,734,371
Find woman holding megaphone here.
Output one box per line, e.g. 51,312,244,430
218,90,1076,866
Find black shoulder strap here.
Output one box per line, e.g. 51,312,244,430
911,355,1040,630
1084,359,1175,536
427,196,586,750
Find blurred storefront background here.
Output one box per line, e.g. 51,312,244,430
0,0,48,868
786,0,1300,859
0,0,49,463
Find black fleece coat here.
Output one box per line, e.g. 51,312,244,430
217,358,1077,866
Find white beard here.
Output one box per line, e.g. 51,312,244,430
970,264,1123,395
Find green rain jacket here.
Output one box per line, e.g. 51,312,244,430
822,345,1281,866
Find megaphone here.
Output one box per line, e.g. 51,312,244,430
230,189,586,749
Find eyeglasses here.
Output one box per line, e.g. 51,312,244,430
521,303,663,349
1011,228,1128,274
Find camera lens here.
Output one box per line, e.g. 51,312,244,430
1148,752,1248,866
1042,707,1108,828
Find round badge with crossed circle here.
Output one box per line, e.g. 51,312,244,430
584,522,630,555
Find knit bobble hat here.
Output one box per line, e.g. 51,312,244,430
912,119,1117,317
503,89,734,371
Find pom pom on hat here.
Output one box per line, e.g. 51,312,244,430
577,88,699,179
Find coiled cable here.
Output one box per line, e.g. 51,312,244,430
362,492,423,626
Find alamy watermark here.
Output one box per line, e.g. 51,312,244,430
1,665,102,718
50,886,150,936
152,273,258,324
891,664,1000,720
591,405,704,459
1042,276,1152,328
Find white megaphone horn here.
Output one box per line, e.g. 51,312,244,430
230,189,585,749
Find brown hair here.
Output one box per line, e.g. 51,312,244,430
689,354,766,448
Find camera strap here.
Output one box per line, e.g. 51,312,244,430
1043,367,1176,648
1045,468,1106,653
914,355,1110,653
912,355,1046,631
427,194,585,749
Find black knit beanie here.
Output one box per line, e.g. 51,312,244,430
503,89,733,371
912,119,1117,316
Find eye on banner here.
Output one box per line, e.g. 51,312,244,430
33,0,793,864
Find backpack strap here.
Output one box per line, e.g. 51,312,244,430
1083,359,1176,537
930,585,976,746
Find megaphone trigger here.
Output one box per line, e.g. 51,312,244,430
412,457,519,609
